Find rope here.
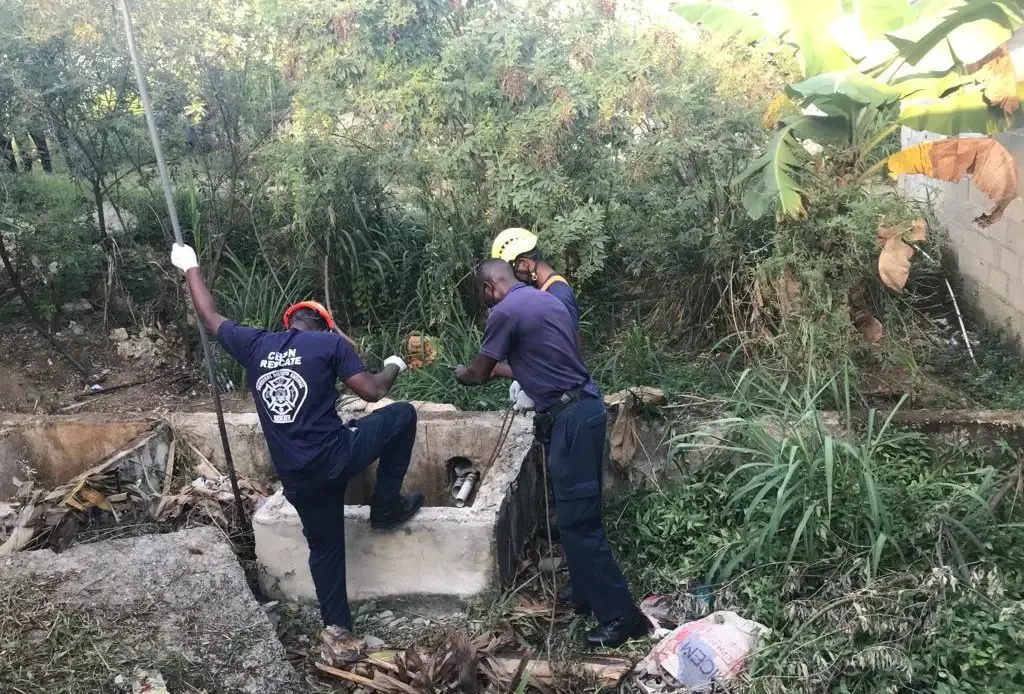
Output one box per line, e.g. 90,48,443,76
116,0,248,529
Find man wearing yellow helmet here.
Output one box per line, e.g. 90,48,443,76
490,228,592,623
491,228,581,347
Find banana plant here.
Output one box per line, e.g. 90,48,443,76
674,0,1024,221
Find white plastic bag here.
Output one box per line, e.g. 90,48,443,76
638,610,768,691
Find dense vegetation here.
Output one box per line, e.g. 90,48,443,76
608,365,1024,693
2,0,941,396
4,2,1024,691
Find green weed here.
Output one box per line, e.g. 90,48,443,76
607,365,1024,693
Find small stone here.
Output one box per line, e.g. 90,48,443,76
376,610,394,621
356,601,377,616
110,328,129,341
62,299,93,314
364,634,386,649
386,617,408,630
537,556,563,572
412,618,428,627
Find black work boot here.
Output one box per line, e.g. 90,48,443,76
584,607,651,649
557,581,591,616
370,492,424,530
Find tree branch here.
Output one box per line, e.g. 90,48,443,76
0,228,92,378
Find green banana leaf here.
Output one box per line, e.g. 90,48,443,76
734,119,810,220
887,0,1023,69
671,3,772,43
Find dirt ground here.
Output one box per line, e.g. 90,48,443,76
0,315,256,415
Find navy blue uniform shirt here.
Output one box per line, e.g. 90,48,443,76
217,321,365,481
545,280,580,331
480,283,598,411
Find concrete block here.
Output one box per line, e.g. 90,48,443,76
252,412,539,603
165,412,272,479
956,251,987,287
0,528,303,693
1003,198,1024,224
978,294,1015,328
988,268,1011,301
999,249,1022,279
963,235,995,265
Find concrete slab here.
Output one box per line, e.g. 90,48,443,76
0,527,304,693
253,411,539,603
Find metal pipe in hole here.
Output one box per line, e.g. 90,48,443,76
451,473,468,497
454,470,479,508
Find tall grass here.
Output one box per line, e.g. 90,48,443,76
215,250,312,331
670,365,1003,582
361,315,507,410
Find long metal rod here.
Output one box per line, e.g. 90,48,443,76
116,0,248,528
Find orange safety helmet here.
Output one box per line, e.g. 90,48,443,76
282,300,336,330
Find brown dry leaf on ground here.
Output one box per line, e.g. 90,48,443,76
316,627,630,694
888,138,1018,226
877,219,928,293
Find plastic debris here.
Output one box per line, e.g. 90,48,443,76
636,611,769,691
132,669,169,694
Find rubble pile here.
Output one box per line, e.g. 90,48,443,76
1,436,269,556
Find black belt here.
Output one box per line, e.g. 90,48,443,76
533,386,594,445
539,385,594,417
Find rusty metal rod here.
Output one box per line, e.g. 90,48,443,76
116,0,247,528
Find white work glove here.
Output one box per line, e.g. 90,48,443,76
171,243,199,272
384,355,407,374
509,380,534,412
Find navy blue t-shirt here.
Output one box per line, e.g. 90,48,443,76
480,283,599,411
217,321,366,481
545,280,580,330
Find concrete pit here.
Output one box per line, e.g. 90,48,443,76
0,413,168,500
253,410,540,603
2,408,542,607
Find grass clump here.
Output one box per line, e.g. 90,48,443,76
0,572,226,694
607,365,1024,693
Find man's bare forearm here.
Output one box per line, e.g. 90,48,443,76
372,364,400,397
184,267,227,335
491,363,514,380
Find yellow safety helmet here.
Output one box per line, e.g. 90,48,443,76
491,227,538,263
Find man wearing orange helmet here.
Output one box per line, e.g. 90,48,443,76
171,243,422,666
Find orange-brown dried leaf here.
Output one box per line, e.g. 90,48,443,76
888,138,1019,226
879,236,915,292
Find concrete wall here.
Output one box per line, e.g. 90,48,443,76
0,414,158,498
901,128,1024,343
252,414,538,603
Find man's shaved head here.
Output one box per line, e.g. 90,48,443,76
476,258,516,284
476,258,518,308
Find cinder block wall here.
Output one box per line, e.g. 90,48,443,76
900,128,1024,343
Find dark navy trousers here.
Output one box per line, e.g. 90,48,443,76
283,402,417,630
545,396,635,624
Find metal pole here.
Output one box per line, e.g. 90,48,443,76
116,0,248,528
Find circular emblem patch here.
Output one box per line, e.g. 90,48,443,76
256,369,309,424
